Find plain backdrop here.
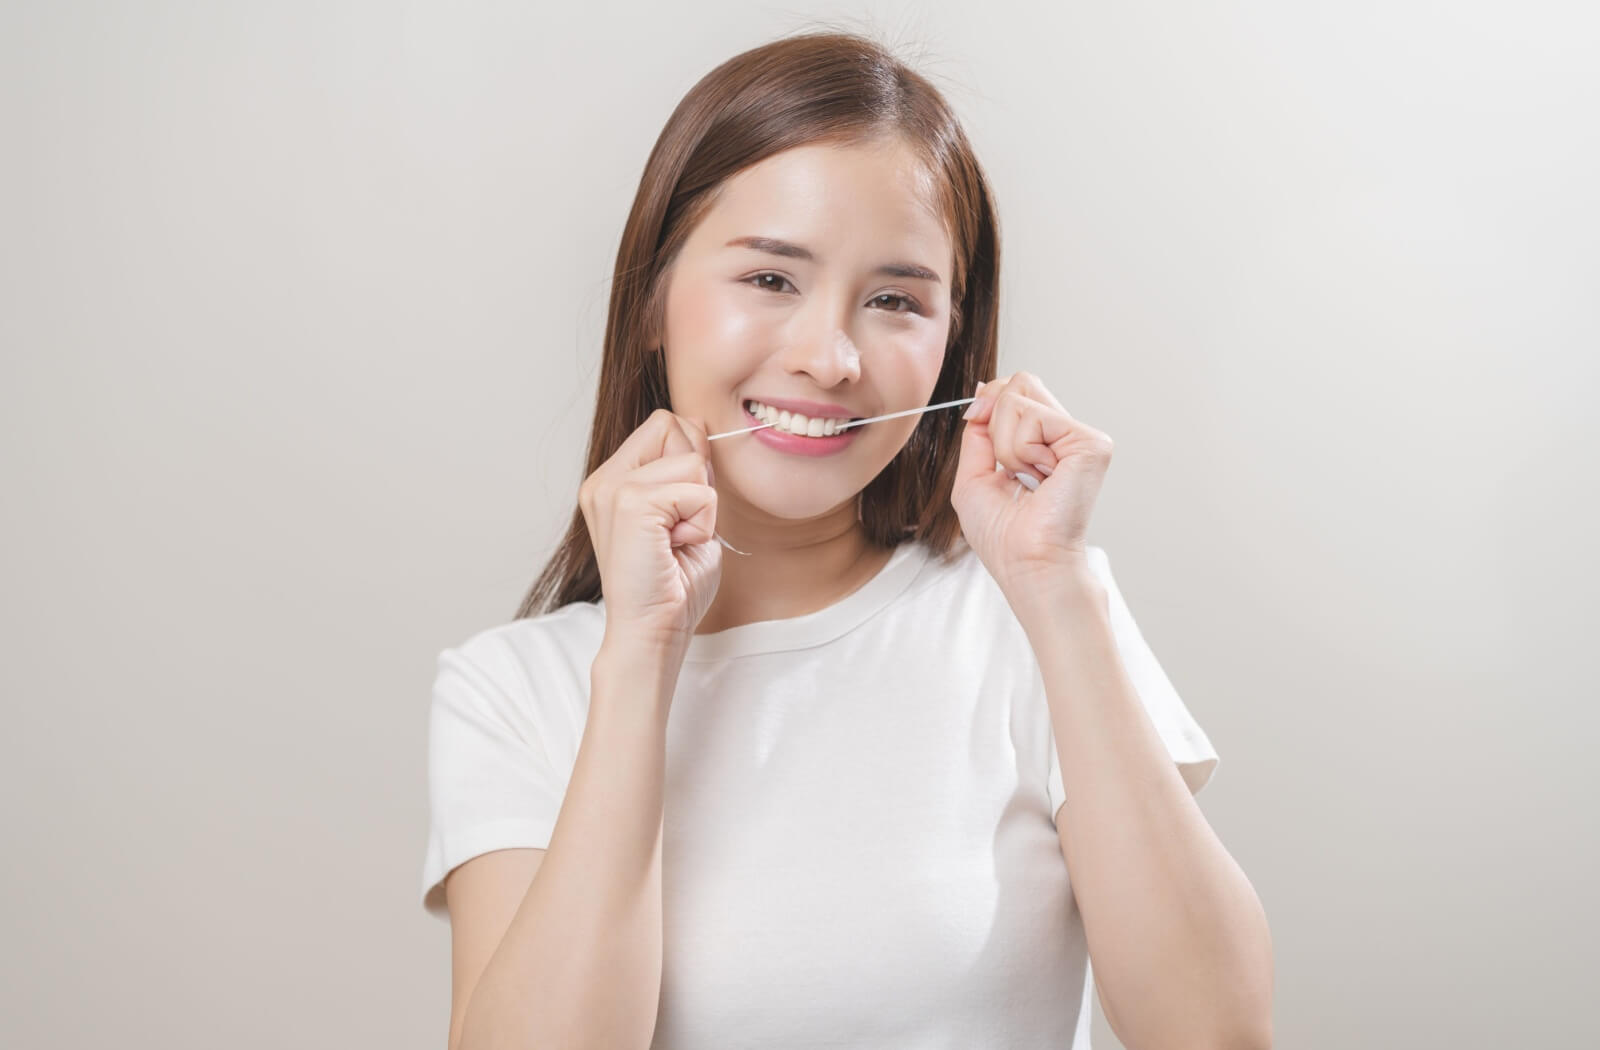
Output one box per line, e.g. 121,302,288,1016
3,1,1596,1047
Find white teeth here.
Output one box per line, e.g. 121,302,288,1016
747,400,854,437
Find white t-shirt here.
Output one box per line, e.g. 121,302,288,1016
421,539,1219,1049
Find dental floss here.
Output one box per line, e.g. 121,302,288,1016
704,393,1041,554
707,396,979,441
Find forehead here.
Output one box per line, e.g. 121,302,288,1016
695,139,950,258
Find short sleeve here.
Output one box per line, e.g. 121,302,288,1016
420,635,567,922
1047,546,1220,815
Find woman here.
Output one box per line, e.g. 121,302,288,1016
421,29,1273,1050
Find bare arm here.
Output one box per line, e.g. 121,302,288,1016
1019,572,1273,1050
451,641,682,1050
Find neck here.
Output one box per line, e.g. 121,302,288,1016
694,499,893,634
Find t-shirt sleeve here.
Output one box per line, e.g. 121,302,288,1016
1047,545,1220,816
420,633,568,922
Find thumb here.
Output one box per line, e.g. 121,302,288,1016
684,416,714,485
955,384,997,488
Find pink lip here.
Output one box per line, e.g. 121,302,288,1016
742,402,866,457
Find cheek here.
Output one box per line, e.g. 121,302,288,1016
878,328,947,390
881,416,922,452
668,286,778,373
672,283,771,348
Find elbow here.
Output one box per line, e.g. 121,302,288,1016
1224,1020,1274,1050
1186,982,1272,1050
1212,907,1274,1049
1197,1010,1273,1050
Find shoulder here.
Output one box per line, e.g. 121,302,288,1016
437,600,606,708
915,537,1110,594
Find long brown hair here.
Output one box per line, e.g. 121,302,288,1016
514,28,1002,619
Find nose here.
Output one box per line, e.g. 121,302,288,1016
778,321,863,388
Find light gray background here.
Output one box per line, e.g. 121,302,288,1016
3,2,1595,1047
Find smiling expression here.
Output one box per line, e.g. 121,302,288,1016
657,136,955,521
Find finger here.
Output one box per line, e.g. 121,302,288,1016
659,479,719,548
621,451,714,488
619,479,719,548
956,374,1029,487
667,514,716,547
990,392,1068,477
610,409,697,472
663,412,708,456
1008,371,1066,414
669,414,714,485
1006,374,1070,476
960,371,1018,426
956,379,1000,486
592,450,713,555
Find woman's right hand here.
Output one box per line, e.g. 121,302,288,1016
578,409,724,656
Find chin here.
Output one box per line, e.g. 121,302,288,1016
737,487,859,522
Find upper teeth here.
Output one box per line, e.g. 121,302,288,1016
746,400,857,437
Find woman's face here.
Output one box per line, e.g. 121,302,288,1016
658,137,954,525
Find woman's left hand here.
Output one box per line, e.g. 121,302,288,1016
951,371,1113,596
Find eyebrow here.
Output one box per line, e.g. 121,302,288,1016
725,235,943,284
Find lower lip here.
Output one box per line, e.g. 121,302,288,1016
744,402,867,457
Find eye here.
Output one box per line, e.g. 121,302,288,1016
744,273,923,315
870,292,922,314
746,272,797,294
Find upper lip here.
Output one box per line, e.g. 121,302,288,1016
744,396,864,420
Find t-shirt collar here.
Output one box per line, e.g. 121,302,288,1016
679,540,933,662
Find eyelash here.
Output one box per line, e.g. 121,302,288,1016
745,272,922,315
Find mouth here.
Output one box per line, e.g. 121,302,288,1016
742,399,867,439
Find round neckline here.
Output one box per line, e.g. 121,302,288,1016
678,540,932,662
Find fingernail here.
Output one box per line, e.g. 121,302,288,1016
1031,461,1054,476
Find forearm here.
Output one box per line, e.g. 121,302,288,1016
1016,572,1273,1050
459,642,680,1050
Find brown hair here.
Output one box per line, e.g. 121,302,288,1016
514,27,1002,619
